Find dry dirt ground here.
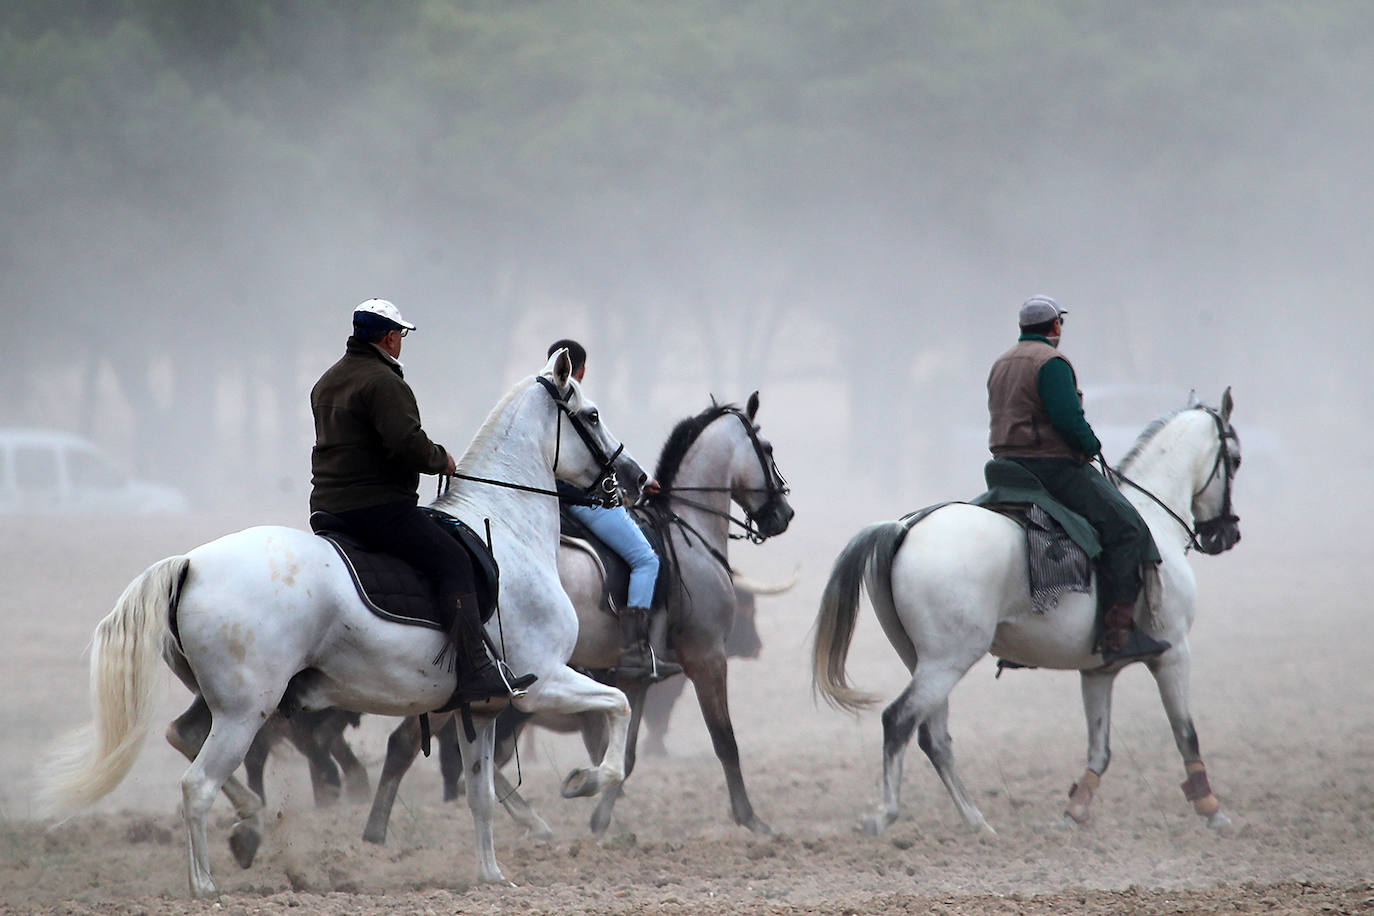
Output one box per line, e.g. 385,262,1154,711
1,506,1371,915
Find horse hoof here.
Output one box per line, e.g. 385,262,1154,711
857,814,889,836
1206,810,1234,832
228,823,261,869
747,817,774,836
344,778,372,805
561,768,601,799
528,826,555,843
1064,804,1091,825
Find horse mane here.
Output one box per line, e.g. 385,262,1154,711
653,401,739,491
1117,406,1202,472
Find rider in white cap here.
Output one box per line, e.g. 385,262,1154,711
311,300,535,702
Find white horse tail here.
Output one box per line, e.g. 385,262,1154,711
732,568,800,596
812,520,914,712
39,555,190,815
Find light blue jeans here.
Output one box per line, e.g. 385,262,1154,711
566,503,660,608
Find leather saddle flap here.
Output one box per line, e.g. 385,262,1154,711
309,509,500,628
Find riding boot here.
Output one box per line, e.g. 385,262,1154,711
1099,602,1170,665
450,593,537,703
617,606,683,682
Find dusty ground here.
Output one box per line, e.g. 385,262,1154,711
1,503,1371,915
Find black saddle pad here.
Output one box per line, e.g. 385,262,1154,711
310,509,500,629
559,504,668,614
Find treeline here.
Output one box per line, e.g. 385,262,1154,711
2,1,1369,492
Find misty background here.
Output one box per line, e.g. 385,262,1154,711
3,1,1370,537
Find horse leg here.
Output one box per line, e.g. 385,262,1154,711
324,713,371,804
640,677,684,757
1065,668,1117,824
286,711,343,808
452,713,510,884
520,667,628,801
588,678,648,837
164,697,266,865
437,716,463,802
682,651,771,835
864,661,979,836
918,700,993,833
179,714,269,898
362,715,427,845
1150,651,1230,828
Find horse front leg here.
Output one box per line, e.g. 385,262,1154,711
683,651,771,835
1065,668,1117,824
453,713,510,885
518,667,629,801
588,677,649,837
1150,650,1230,828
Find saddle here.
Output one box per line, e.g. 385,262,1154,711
309,508,500,630
969,458,1101,616
559,503,670,616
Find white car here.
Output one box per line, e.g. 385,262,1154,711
0,428,189,515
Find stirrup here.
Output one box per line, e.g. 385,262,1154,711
647,648,683,682
496,659,537,698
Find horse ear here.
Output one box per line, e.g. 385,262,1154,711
746,390,760,421
1220,386,1234,422
1186,388,1201,408
545,347,573,394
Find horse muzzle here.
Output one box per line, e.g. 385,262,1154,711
1195,515,1241,555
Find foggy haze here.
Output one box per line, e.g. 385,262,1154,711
2,3,1369,539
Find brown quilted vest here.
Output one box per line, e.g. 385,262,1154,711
986,339,1083,460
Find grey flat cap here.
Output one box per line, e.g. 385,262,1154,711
1018,295,1067,327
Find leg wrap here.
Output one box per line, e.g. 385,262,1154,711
1180,766,1212,802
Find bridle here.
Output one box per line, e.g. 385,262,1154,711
1104,406,1240,555
439,376,623,508
657,407,790,546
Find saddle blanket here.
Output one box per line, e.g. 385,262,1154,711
310,509,500,630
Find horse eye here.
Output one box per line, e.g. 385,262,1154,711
587,410,600,425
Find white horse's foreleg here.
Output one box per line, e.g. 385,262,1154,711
589,677,648,837
1066,668,1117,824
454,714,509,885
918,700,992,834
1150,652,1229,827
179,717,267,899
516,668,629,800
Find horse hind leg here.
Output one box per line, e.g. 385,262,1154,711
165,697,266,869
363,715,426,845
864,664,984,836
178,712,271,898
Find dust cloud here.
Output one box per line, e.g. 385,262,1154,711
2,5,1371,913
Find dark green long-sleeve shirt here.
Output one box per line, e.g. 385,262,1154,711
1022,332,1102,458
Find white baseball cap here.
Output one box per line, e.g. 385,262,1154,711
353,298,416,331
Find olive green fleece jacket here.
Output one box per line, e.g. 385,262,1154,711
309,337,450,513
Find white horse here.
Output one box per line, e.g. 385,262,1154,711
813,389,1241,835
38,351,646,898
361,393,794,841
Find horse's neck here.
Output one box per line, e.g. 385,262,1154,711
670,426,735,550
432,386,560,548
1119,412,1215,552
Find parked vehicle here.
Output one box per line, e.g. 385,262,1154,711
0,427,189,515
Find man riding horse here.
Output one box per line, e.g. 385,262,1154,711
986,295,1170,664
546,338,682,682
310,298,536,703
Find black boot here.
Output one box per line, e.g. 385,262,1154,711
617,606,683,682
451,596,536,703
1099,602,1170,665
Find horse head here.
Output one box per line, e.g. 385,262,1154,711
729,391,794,540
1190,386,1242,555
541,349,647,507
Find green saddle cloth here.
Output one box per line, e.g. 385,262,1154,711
970,458,1103,559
